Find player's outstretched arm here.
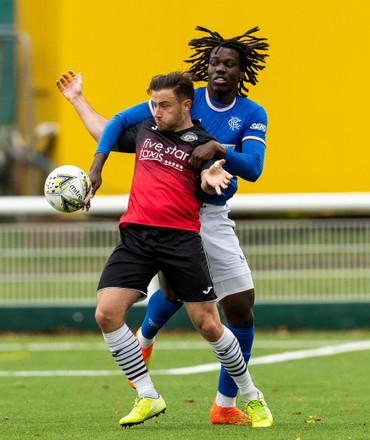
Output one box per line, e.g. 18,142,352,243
200,159,232,195
56,70,107,141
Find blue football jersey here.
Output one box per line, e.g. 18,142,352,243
190,87,267,204
191,87,267,154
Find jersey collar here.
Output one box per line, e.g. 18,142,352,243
205,87,236,112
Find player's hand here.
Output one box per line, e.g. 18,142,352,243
189,141,226,170
201,159,232,195
83,170,102,212
56,70,82,103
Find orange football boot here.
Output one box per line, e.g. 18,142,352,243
210,400,251,425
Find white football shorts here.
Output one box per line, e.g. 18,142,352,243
200,203,254,301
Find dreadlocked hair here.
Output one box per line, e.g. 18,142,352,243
184,26,269,97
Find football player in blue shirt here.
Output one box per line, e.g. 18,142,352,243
56,26,272,428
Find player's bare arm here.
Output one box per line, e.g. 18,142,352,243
85,152,107,208
201,159,232,195
56,70,107,141
189,140,227,170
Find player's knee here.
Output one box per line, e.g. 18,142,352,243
226,310,254,328
94,308,107,330
195,318,222,341
95,308,121,333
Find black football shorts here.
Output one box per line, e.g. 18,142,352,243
97,224,216,303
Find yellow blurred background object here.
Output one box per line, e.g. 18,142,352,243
14,0,370,195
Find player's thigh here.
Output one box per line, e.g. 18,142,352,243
158,271,178,303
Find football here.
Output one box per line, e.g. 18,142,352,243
44,165,92,213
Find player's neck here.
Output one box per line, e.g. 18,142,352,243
208,88,237,105
174,118,194,132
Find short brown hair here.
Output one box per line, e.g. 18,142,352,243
147,71,194,102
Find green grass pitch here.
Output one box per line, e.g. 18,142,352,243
1,330,369,439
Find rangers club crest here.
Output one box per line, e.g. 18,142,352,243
228,116,242,131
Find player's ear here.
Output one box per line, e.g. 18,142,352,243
183,99,192,113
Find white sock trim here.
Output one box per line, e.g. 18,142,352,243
137,327,155,349
215,392,237,408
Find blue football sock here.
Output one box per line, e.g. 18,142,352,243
141,289,182,340
217,324,254,398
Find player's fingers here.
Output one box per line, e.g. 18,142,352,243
68,70,76,77
61,73,73,83
214,159,226,168
83,188,93,206
56,80,67,92
190,158,200,170
83,195,92,212
188,155,200,170
58,76,68,87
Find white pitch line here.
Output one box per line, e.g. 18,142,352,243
0,340,369,378
0,339,362,352
154,340,370,375
0,370,122,377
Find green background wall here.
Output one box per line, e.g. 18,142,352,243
1,303,369,332
0,0,15,126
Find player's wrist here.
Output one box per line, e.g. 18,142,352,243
217,143,227,159
69,93,84,106
90,152,107,173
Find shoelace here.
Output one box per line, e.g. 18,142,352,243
132,397,143,407
247,398,264,410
